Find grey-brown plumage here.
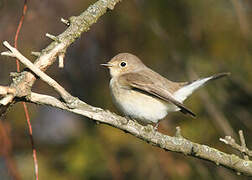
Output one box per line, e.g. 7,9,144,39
102,53,229,124
118,70,196,117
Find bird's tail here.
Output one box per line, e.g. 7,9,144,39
173,72,230,103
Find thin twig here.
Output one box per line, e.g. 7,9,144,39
220,131,252,159
175,126,182,138
45,33,59,42
58,52,65,68
239,130,249,160
0,86,16,95
14,0,38,179
60,18,70,26
31,52,41,57
2,41,73,104
0,95,14,106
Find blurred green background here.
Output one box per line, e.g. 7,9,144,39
0,0,252,179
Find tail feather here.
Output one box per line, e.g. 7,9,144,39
174,72,230,102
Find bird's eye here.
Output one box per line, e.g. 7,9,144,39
120,61,127,67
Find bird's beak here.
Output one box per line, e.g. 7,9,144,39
100,63,113,68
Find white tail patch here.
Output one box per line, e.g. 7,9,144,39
173,76,213,102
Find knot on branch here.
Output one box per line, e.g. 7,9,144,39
10,71,32,98
175,126,183,138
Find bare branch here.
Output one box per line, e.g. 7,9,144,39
2,41,75,105
24,92,252,176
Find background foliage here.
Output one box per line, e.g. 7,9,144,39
0,0,251,179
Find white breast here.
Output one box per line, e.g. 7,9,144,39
109,78,179,124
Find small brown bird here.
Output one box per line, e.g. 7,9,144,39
102,53,229,126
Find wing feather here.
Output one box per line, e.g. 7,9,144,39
118,72,196,117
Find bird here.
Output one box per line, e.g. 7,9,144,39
101,53,229,127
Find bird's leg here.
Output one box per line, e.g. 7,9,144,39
154,123,160,131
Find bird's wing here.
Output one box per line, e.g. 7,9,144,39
118,72,196,117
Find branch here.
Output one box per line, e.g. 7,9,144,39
26,92,252,176
2,45,252,176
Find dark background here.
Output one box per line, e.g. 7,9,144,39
0,0,251,179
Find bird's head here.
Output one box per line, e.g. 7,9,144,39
101,53,146,77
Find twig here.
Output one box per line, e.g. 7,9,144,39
175,126,182,138
0,86,16,95
58,51,65,68
2,41,74,105
239,130,249,160
13,0,38,179
31,52,41,57
220,131,252,160
0,95,14,106
45,33,59,42
60,18,70,26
